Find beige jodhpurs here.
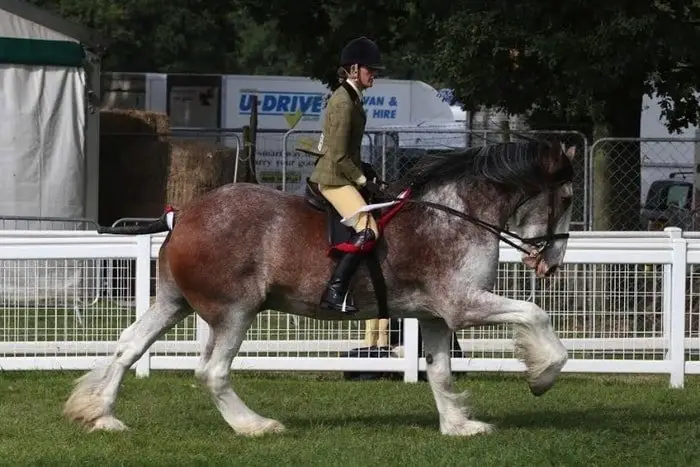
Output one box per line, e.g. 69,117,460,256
318,184,379,237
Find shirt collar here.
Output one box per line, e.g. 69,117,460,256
347,79,364,98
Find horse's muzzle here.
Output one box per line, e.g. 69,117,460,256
522,253,558,278
542,263,559,277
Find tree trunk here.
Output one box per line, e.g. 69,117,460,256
591,89,644,231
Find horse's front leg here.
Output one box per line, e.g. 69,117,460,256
419,318,493,436
457,291,569,396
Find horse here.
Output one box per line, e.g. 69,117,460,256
63,138,577,437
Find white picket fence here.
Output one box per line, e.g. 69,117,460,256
1,228,700,388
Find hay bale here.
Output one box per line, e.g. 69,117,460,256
100,108,170,135
165,140,235,209
98,109,234,226
98,109,171,226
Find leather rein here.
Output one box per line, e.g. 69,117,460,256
377,175,572,257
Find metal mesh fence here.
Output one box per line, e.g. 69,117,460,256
590,137,699,231
7,127,700,372
105,219,199,356
96,128,700,235
687,263,700,361
0,217,102,326
0,257,134,358
96,127,589,228
105,218,160,307
445,262,666,361
0,251,679,364
0,216,99,231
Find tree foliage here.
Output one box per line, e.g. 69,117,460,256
30,0,700,132
241,0,700,231
238,0,444,86
237,0,700,134
28,0,305,74
431,0,700,135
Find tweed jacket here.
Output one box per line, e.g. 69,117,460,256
308,81,366,186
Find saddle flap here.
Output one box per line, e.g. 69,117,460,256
304,179,330,212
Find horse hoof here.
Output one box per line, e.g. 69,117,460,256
88,415,129,432
528,356,567,396
238,419,286,437
441,420,494,437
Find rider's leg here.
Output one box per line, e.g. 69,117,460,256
377,318,390,346
318,184,379,313
365,318,378,346
319,184,379,237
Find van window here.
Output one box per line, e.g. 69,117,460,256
645,183,691,210
667,184,691,209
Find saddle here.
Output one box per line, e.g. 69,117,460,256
304,161,387,247
303,163,408,320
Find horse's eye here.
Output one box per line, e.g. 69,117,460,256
561,195,572,210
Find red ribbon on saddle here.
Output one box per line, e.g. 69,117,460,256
327,188,412,256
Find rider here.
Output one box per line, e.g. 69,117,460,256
309,36,388,314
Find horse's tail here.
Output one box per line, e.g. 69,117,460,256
97,208,176,235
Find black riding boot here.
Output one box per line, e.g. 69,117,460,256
320,228,376,313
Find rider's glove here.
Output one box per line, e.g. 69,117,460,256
363,180,393,202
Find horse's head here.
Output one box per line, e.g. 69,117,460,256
507,141,576,278
397,139,577,278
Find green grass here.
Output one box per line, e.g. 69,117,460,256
1,371,700,466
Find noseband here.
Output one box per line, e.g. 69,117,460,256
505,185,570,254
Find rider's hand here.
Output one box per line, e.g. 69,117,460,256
363,180,392,202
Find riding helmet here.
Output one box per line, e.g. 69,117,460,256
340,37,385,70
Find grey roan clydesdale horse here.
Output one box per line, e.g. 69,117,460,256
64,139,577,436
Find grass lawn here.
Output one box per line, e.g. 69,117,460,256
1,371,699,466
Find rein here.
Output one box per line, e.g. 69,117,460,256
378,183,570,256
406,197,567,256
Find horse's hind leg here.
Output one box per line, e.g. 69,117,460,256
196,304,285,437
419,318,493,436
64,285,190,431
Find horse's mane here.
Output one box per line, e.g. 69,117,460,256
397,139,570,197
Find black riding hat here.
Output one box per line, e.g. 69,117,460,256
340,37,384,70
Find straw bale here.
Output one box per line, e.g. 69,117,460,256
98,109,171,226
98,109,234,226
165,140,235,209
100,108,170,135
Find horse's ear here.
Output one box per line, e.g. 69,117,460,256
565,145,576,161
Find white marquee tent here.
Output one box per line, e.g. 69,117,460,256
0,0,108,309
0,0,107,226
